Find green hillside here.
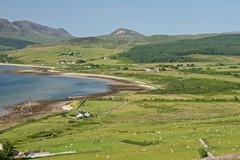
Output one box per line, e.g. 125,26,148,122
0,37,37,51
0,32,72,44
120,34,240,63
144,33,219,43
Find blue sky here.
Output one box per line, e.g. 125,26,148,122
1,0,240,37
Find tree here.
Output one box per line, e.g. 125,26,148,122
0,150,9,160
0,141,18,160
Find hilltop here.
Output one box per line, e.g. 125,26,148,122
110,28,145,38
0,18,73,44
98,28,145,40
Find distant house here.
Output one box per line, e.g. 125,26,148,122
146,67,159,72
87,65,93,69
0,143,3,150
86,64,99,69
57,60,66,64
60,52,81,57
146,68,154,72
76,111,92,119
76,113,84,119
84,112,91,117
67,61,75,64
67,52,74,56
56,60,76,65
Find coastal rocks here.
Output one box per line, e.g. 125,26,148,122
0,100,64,123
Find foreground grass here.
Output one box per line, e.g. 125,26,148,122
0,98,240,160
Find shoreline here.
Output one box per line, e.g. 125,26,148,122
0,63,53,68
0,63,155,89
0,63,155,123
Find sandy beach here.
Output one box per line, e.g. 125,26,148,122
0,63,154,92
0,63,154,89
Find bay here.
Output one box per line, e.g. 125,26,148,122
0,65,109,115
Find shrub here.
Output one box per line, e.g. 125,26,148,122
68,120,77,123
122,66,129,70
198,148,208,158
28,130,63,139
0,150,9,160
121,139,162,146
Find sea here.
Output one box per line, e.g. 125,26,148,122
0,65,109,115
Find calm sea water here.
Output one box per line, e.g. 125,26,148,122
0,65,109,115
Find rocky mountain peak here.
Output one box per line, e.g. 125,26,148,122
110,28,144,38
0,18,73,37
0,18,21,32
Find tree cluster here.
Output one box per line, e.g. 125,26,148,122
120,34,240,63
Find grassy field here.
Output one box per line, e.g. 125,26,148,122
0,99,240,160
7,44,122,65
1,42,240,159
